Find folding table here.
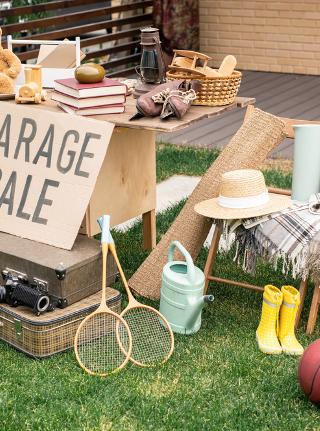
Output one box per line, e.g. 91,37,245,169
3,93,255,249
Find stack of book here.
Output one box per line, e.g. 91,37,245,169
52,77,127,116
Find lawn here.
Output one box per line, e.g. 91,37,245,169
0,143,319,431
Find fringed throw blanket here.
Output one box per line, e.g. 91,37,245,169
225,194,320,281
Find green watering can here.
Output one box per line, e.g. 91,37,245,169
159,241,214,335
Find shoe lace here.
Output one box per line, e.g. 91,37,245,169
152,88,197,116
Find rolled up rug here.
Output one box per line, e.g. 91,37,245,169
129,108,288,299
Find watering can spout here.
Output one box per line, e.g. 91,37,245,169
186,294,214,330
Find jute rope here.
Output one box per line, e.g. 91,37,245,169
128,108,288,299
152,88,197,116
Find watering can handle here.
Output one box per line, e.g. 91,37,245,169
168,241,196,285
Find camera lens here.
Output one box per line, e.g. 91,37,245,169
37,295,50,313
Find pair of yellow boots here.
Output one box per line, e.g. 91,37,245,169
256,285,304,355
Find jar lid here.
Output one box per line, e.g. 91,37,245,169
141,27,159,33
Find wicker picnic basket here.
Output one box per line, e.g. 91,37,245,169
166,69,242,106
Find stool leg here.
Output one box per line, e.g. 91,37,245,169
306,283,320,335
204,225,221,295
295,277,309,329
243,104,255,123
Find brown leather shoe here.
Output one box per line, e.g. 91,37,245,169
129,80,186,120
160,80,202,119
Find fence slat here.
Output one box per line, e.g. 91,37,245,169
101,52,141,69
106,66,137,77
85,40,141,61
1,1,153,33
1,0,151,76
2,13,152,47
16,28,142,62
0,0,152,18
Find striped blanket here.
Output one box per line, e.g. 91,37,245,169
228,194,320,279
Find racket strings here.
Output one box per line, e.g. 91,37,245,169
122,307,172,366
76,312,130,375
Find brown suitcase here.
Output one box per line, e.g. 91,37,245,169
0,288,121,357
0,232,118,309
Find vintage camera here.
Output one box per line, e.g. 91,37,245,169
0,275,57,316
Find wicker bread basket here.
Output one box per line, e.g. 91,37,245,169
166,69,242,106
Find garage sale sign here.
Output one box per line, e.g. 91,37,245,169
0,102,114,249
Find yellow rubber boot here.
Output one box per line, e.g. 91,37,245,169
278,285,304,356
256,285,283,355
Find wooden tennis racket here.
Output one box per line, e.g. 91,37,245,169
107,231,174,367
74,215,132,376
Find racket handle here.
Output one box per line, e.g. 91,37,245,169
97,215,110,244
109,232,114,245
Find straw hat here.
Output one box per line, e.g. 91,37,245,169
194,169,292,219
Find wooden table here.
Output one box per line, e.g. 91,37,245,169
5,93,255,250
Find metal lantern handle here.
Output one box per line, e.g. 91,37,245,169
135,65,142,78
152,35,165,84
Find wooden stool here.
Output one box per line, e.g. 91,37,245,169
202,105,320,334
204,222,320,334
295,277,320,334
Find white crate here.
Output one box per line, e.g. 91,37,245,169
8,37,81,89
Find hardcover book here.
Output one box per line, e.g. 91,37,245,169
54,77,128,98
51,90,126,108
58,102,125,116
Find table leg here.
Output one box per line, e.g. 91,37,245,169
306,283,320,335
142,209,156,250
243,104,255,123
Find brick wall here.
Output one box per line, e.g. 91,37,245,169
199,0,320,75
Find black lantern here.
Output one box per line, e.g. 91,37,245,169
133,27,166,98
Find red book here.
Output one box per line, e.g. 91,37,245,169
51,90,126,108
54,77,128,98
57,102,125,116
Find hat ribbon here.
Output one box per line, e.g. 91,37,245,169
219,190,269,209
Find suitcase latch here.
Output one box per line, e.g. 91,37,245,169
14,319,23,342
33,278,48,292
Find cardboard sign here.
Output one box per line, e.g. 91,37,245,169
0,102,114,249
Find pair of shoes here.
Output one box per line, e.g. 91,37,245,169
129,80,202,121
256,285,304,356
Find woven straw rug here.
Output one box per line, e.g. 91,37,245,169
128,108,288,299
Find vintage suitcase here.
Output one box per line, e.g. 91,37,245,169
0,232,118,309
0,288,122,357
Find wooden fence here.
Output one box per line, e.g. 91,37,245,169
0,0,153,76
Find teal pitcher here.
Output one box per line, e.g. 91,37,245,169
291,124,320,202
159,241,214,335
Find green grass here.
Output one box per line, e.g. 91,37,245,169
0,144,318,431
156,142,293,189
156,142,221,183
260,168,293,190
